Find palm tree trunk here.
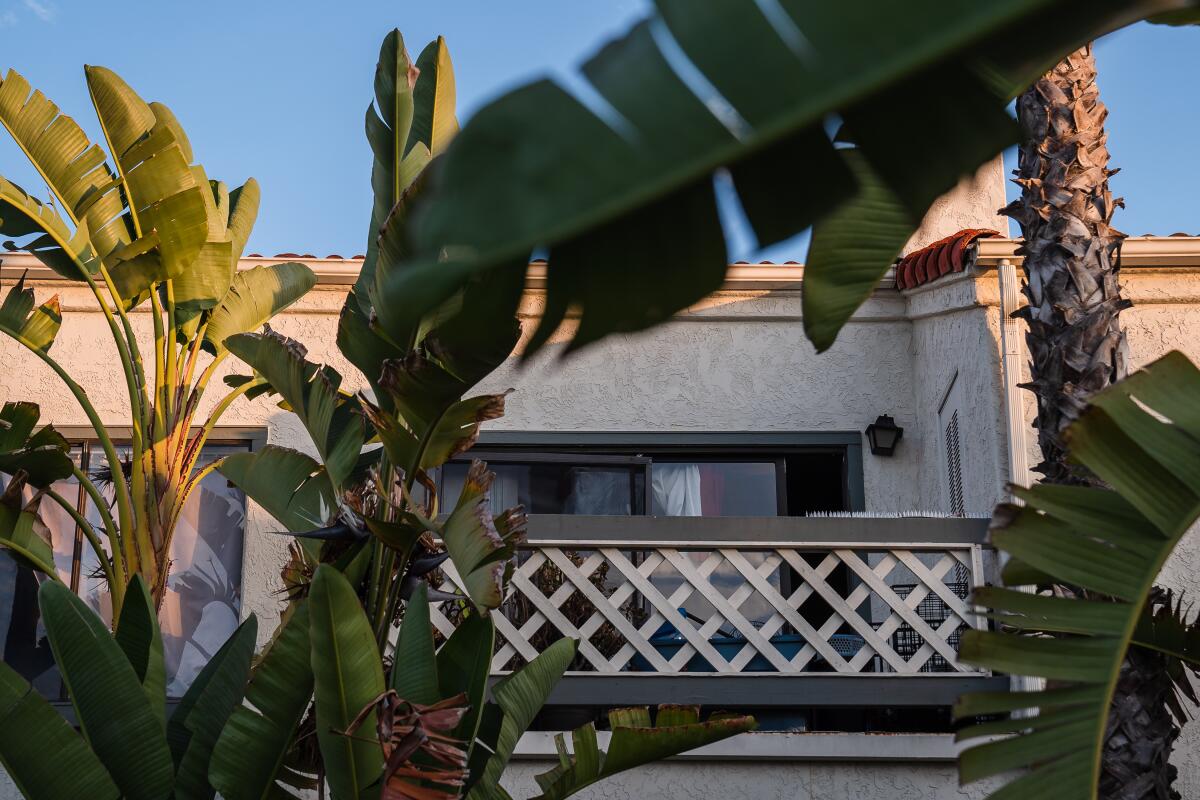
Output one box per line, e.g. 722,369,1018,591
1002,45,1180,800
1002,44,1129,484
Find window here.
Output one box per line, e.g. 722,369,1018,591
438,438,853,518
0,439,248,697
436,436,856,660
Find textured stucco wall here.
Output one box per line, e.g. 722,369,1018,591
500,759,999,799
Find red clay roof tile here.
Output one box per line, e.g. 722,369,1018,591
895,228,1000,290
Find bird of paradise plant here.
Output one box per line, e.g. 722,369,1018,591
0,66,316,617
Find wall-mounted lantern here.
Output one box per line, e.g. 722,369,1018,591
865,415,904,456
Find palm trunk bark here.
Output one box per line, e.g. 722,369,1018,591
1002,45,1179,800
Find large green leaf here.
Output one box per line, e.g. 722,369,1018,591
467,637,576,800
203,262,317,354
115,576,167,727
0,176,99,280
169,617,257,800
956,351,1200,800
441,461,524,610
436,610,495,751
0,68,130,263
376,0,1182,356
217,446,337,532
0,660,120,800
0,400,72,488
38,580,175,800
802,150,912,352
408,36,459,157
0,272,62,354
210,603,316,800
531,706,756,800
308,565,386,800
225,332,366,491
87,68,208,279
390,582,439,703
357,28,421,311
0,485,59,577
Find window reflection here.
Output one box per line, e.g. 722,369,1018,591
441,462,645,516
651,462,778,517
1,441,246,697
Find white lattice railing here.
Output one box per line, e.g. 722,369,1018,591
430,516,991,678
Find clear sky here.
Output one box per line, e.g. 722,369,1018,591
0,3,1195,260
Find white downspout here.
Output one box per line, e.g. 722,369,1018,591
997,257,1042,700
998,259,1032,493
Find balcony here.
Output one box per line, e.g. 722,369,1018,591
430,515,1007,709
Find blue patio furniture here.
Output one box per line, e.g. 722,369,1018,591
629,616,865,672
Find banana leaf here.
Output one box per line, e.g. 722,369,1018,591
210,602,316,800
225,332,365,491
0,273,61,354
202,262,317,354
169,616,257,800
0,401,71,488
308,565,386,800
0,69,128,266
0,660,120,800
391,582,439,703
216,445,337,533
115,576,166,727
38,579,175,800
374,0,1187,356
467,637,576,800
531,706,756,800
956,351,1200,800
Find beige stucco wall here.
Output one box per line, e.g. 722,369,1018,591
501,759,997,800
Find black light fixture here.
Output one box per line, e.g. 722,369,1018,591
865,415,903,456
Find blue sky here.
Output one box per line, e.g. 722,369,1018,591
0,3,1196,260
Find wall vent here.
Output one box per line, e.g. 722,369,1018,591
944,410,965,517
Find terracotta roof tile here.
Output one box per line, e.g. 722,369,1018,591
895,229,1000,290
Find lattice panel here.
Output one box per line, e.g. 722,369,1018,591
430,543,986,675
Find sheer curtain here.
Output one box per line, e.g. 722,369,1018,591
651,464,702,516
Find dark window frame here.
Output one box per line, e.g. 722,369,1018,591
446,431,866,515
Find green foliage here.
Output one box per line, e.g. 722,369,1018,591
0,274,61,354
115,577,167,726
216,446,336,533
0,576,264,800
168,618,257,800
0,401,71,488
531,706,757,800
209,603,316,800
957,352,1200,800
0,659,120,800
367,0,1184,355
309,566,387,800
210,29,757,800
0,64,317,614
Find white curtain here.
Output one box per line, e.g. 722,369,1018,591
651,464,703,516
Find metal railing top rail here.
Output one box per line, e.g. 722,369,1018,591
521,514,991,548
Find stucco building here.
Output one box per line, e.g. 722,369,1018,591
2,162,1199,798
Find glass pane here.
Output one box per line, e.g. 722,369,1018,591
441,462,644,515
81,445,132,627
0,447,83,696
651,462,778,517
84,443,247,695
161,446,246,695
